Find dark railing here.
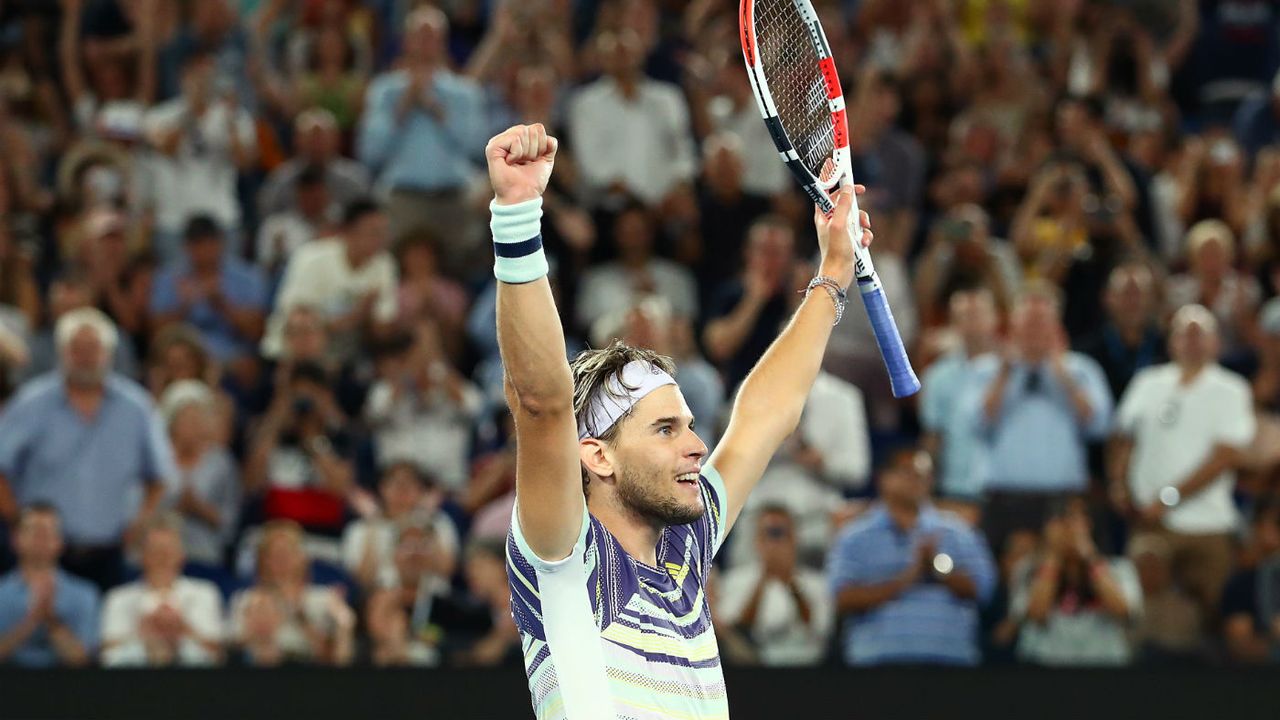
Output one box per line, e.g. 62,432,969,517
0,666,1276,719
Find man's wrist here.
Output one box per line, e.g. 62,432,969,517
817,263,854,290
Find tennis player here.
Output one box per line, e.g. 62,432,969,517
489,123,871,719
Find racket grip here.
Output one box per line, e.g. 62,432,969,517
858,285,921,398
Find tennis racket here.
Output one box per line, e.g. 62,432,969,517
739,0,920,398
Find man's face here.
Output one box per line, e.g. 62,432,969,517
404,13,446,65
599,31,644,80
1011,296,1059,359
296,124,335,163
1169,317,1219,367
346,212,389,262
181,58,215,103
393,526,437,580
745,226,795,280
879,462,930,509
261,533,305,583
949,290,998,346
142,528,184,580
186,235,222,273
755,510,796,559
1105,267,1154,326
15,512,63,566
284,309,328,359
1192,236,1231,279
614,210,653,260
380,467,425,518
62,327,109,387
603,385,708,527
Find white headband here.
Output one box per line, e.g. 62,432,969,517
578,360,677,440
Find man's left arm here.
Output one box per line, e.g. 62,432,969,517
1166,379,1257,507
708,186,868,532
1054,354,1114,439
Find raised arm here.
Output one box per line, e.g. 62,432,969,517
488,124,582,562
708,186,870,532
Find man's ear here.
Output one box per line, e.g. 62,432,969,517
579,438,615,482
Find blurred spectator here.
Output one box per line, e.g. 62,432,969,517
363,521,455,667
0,309,174,590
76,209,148,339
245,361,357,536
568,29,696,209
357,7,485,277
341,462,458,595
920,286,1000,506
150,214,268,364
142,49,256,260
257,108,370,220
0,220,40,332
1174,135,1250,237
1010,162,1092,282
229,520,355,666
156,380,239,571
59,0,156,138
364,325,482,492
1166,220,1261,366
99,515,223,666
256,163,336,279
145,324,235,445
1256,298,1280,412
19,270,141,382
260,304,368,420
847,69,925,256
1009,497,1142,666
1128,534,1204,663
262,198,397,363
394,230,469,364
1111,305,1255,621
0,504,97,667
1233,70,1280,157
592,295,723,446
448,539,520,667
691,133,772,294
704,216,795,392
1221,498,1280,664
1077,263,1167,401
914,205,1019,328
715,505,833,666
973,283,1112,556
828,451,996,666
574,202,698,335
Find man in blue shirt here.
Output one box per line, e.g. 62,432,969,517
150,215,268,365
828,451,996,666
357,6,486,277
0,504,99,667
0,309,176,590
970,283,1113,556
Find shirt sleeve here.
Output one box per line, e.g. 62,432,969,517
0,394,35,477
919,364,948,432
712,567,757,626
1113,369,1151,436
72,585,102,653
1109,558,1143,624
189,585,225,643
149,270,179,315
1073,354,1114,439
1217,376,1257,447
140,404,178,486
696,464,730,560
99,589,132,645
826,528,869,594
356,78,402,171
509,498,591,575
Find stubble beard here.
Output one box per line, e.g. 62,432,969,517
615,462,705,528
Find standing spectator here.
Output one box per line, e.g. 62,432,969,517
1110,305,1256,621
1221,498,1280,664
828,452,996,666
142,50,256,260
715,505,833,666
261,198,398,363
99,515,224,666
567,29,696,209
920,286,1000,507
1166,220,1261,367
574,202,698,335
1009,497,1142,666
913,206,1019,327
257,108,370,219
1076,263,1167,401
973,283,1113,556
228,520,356,666
19,270,142,383
150,215,268,365
0,309,174,590
340,462,458,595
364,324,482,491
0,504,98,667
156,380,239,571
703,216,796,392
356,7,485,276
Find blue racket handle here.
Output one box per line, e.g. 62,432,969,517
858,284,920,398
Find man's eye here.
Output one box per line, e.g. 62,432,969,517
658,425,673,436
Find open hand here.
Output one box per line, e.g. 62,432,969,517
486,124,558,205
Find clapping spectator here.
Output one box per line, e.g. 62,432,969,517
1111,305,1256,621
257,108,370,220
256,163,338,280
828,451,996,666
229,520,355,666
716,505,833,666
99,515,224,666
0,504,98,667
1009,497,1142,666
0,309,175,591
1077,263,1167,401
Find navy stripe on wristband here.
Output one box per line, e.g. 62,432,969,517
494,235,543,259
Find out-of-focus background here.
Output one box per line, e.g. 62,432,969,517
0,0,1278,714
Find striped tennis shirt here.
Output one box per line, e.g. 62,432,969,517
506,466,730,719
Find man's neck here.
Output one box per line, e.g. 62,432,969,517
146,574,178,591
65,380,105,401
344,243,367,269
1111,318,1146,345
612,75,640,100
885,501,920,530
1179,361,1210,384
961,337,993,359
589,495,662,566
20,563,55,581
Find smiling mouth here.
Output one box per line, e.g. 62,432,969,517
676,472,699,485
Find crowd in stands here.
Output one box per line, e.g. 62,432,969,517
0,0,1279,669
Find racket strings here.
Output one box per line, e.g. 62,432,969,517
752,0,835,178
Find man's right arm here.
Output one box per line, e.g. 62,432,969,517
487,125,582,562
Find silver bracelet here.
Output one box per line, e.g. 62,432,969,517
801,276,847,325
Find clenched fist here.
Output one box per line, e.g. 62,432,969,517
486,123,558,206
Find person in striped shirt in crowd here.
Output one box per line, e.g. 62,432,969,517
484,123,872,719
828,450,996,666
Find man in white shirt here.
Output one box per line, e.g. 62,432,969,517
261,199,398,362
142,51,256,261
715,505,833,665
1111,304,1257,620
567,29,696,208
100,516,224,666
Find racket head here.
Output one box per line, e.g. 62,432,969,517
740,0,851,214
